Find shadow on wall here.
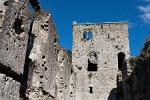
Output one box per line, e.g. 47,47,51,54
107,88,117,100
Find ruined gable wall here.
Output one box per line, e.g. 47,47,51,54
56,47,72,100
72,22,130,100
0,0,30,99
0,0,60,99
26,14,59,100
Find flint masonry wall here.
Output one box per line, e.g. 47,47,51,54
25,14,59,100
72,22,130,100
57,47,72,100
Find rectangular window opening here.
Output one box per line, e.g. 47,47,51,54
89,87,93,93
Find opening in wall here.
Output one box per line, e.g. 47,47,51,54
118,52,125,70
83,31,93,40
83,31,87,39
89,87,93,93
13,18,24,34
87,31,92,39
87,59,97,71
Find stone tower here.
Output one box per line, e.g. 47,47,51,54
72,22,130,100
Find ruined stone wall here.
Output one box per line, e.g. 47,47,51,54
0,0,30,99
72,22,130,100
0,0,61,99
0,0,30,75
0,73,20,100
57,47,72,100
0,0,8,32
25,14,59,100
120,39,150,100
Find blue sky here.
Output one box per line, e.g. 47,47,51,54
38,0,150,56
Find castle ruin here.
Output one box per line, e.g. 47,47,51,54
0,0,150,100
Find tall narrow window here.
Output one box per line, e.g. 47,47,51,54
89,87,93,93
118,52,125,70
83,31,87,39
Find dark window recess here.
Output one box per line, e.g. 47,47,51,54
83,31,93,40
83,31,87,39
118,52,125,70
87,60,97,71
89,87,93,93
13,18,24,34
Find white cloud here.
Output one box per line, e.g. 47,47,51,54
138,1,150,23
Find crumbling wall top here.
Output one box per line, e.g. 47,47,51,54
72,21,128,26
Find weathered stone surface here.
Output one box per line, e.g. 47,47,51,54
0,73,20,100
0,0,30,75
119,39,150,100
26,14,59,100
56,47,72,100
72,22,130,100
1,0,150,100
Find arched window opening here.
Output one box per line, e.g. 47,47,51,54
92,53,98,61
83,31,93,40
87,59,97,71
83,31,87,39
88,52,98,63
118,52,125,70
87,31,92,39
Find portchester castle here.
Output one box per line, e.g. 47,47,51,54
0,0,150,100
